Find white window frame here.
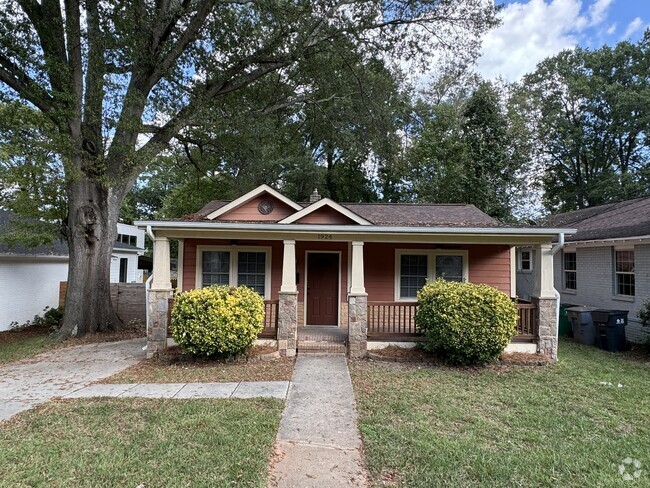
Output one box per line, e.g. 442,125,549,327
562,251,577,292
394,249,469,302
195,245,272,299
518,249,533,272
614,247,635,298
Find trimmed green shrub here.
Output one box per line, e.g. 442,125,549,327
171,285,265,357
416,279,518,365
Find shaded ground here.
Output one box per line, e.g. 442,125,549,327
350,339,650,487
0,397,283,487
102,345,295,383
0,322,145,365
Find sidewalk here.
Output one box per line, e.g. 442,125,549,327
268,354,369,487
63,380,289,399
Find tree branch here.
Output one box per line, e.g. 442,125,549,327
0,54,55,113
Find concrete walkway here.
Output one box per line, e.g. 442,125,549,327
269,354,369,487
0,338,146,421
63,381,289,399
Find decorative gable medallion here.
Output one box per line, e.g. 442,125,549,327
258,200,274,215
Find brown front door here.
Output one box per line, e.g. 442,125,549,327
306,252,339,326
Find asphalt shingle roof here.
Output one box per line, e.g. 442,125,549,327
543,196,650,242
0,209,69,256
192,199,501,227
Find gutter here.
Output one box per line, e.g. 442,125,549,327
551,232,565,255
134,220,576,237
549,232,565,350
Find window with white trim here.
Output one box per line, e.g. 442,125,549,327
563,251,576,290
615,249,635,297
396,250,468,300
518,250,532,271
197,247,271,298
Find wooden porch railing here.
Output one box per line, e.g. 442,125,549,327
165,298,278,339
515,301,537,341
367,302,421,340
366,300,538,342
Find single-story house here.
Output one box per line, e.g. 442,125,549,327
0,211,146,330
137,184,575,359
516,196,650,344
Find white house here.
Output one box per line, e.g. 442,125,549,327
0,212,146,331
517,196,650,344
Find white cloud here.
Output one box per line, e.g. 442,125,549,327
475,0,613,81
623,17,644,38
606,23,617,35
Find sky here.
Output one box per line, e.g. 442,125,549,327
475,0,650,81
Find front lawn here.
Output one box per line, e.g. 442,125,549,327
350,339,650,487
0,326,55,364
0,397,283,487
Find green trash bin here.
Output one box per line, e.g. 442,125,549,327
559,304,575,337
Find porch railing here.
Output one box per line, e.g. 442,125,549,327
367,302,421,340
515,301,537,341
367,300,538,342
166,297,279,339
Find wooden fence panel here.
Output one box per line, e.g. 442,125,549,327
59,281,146,323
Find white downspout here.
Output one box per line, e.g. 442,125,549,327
143,225,156,351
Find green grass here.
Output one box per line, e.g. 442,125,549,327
0,334,56,364
350,339,650,487
0,397,283,487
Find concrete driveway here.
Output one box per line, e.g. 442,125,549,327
0,338,146,421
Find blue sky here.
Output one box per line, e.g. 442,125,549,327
475,0,649,80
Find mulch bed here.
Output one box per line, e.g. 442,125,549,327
366,345,552,367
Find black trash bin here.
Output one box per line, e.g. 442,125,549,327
591,310,629,352
567,307,597,346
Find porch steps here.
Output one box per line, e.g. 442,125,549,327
297,341,347,354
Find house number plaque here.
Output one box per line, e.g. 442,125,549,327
317,234,332,240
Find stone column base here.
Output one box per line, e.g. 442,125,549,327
278,292,298,357
348,294,368,358
147,288,173,358
532,296,558,360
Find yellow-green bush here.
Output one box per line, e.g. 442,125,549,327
171,285,264,357
416,279,518,365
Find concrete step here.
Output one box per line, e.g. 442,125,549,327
297,341,347,354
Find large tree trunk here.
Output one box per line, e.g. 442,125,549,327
57,177,123,338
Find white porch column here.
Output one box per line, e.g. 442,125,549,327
147,235,173,358
278,240,298,356
532,243,555,299
532,242,559,360
349,241,366,295
151,236,172,291
280,240,297,293
348,241,367,358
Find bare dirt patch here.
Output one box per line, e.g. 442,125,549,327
0,326,49,345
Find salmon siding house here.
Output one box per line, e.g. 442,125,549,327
137,185,575,359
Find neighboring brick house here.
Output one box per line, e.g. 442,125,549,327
138,184,575,359
516,196,650,344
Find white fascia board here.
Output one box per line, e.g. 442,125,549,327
135,220,576,237
563,235,650,248
0,254,69,262
205,184,302,220
278,198,372,225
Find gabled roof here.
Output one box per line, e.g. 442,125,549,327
204,184,302,220
543,196,650,242
278,198,372,225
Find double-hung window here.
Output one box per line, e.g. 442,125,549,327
518,250,532,271
396,250,468,300
615,249,635,297
563,251,577,291
198,247,270,298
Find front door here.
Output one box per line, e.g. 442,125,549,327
306,252,339,326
